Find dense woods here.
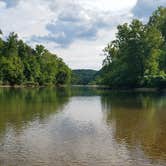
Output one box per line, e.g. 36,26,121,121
71,69,97,85
95,7,166,89
0,7,166,89
0,31,71,86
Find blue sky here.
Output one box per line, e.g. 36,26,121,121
0,0,166,69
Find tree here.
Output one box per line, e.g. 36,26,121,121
38,52,58,85
149,7,166,40
3,32,18,57
96,8,166,89
148,7,166,74
0,56,24,85
35,45,47,57
23,55,41,83
100,20,146,87
56,58,71,85
143,26,164,76
0,31,71,86
0,30,4,56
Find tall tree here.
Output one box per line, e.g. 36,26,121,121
0,31,71,86
96,8,166,88
3,32,18,57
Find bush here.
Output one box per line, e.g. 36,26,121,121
143,75,166,88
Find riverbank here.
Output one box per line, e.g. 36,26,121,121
0,84,165,92
72,85,166,92
0,84,54,88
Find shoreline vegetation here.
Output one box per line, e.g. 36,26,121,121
0,31,71,86
93,7,166,89
0,84,165,93
0,7,166,90
71,7,166,90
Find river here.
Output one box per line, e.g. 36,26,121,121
0,87,165,166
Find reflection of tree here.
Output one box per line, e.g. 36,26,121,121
0,87,70,136
101,92,166,160
70,86,99,96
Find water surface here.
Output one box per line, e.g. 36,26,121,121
0,87,166,166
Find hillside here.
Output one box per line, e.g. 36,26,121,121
71,69,97,85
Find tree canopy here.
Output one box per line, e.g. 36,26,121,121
71,69,97,85
95,7,166,89
0,31,71,86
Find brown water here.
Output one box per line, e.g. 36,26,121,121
0,87,166,166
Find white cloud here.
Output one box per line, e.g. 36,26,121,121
0,0,55,38
1,0,164,69
0,0,137,69
54,28,117,69
78,0,137,12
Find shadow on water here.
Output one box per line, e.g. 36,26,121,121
101,91,166,160
0,87,71,136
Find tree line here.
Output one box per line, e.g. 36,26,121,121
95,7,166,89
71,69,97,85
0,31,71,86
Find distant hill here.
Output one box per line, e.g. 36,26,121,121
71,69,98,85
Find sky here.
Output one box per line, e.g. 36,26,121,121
0,0,166,69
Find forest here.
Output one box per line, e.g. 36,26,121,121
71,69,97,85
0,7,166,89
0,31,71,86
95,7,166,89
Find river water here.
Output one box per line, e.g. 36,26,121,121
0,87,165,166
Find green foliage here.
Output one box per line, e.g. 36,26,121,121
0,56,24,85
3,32,19,57
95,7,166,89
143,74,166,88
0,31,71,86
149,7,166,40
71,69,97,85
56,61,71,85
38,52,58,85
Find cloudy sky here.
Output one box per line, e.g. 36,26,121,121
0,0,166,69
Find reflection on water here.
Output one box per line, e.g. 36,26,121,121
0,88,70,135
0,87,165,166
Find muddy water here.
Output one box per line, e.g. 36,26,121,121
0,87,165,166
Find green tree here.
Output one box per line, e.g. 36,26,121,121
149,7,166,40
23,55,41,83
35,45,47,57
0,30,3,55
3,32,18,57
56,58,71,85
0,56,24,85
38,52,58,85
148,7,166,73
0,31,71,86
101,20,146,87
96,8,166,88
